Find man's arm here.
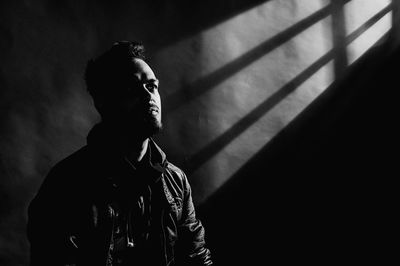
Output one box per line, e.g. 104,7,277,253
176,172,213,266
27,166,78,266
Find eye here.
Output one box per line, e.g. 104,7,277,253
145,83,158,92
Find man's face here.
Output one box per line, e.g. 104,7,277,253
105,58,162,136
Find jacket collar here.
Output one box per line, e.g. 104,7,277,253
87,123,167,178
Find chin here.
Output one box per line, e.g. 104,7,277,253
137,115,162,137
147,119,163,136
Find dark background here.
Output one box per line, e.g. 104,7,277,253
0,0,398,265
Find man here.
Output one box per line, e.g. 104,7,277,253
27,41,213,266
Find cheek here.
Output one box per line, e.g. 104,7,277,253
120,97,140,111
155,93,162,107
157,96,162,118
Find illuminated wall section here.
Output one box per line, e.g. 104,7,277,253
345,0,392,64
154,0,393,203
155,0,334,202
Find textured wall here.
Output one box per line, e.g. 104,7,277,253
0,0,394,265
156,0,335,202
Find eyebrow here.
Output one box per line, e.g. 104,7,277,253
130,76,159,85
147,78,159,84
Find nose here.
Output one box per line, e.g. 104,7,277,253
140,84,152,99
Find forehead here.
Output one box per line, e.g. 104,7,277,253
129,58,157,80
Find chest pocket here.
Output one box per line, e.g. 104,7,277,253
170,197,183,221
166,194,183,221
161,177,183,221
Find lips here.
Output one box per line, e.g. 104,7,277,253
146,103,159,115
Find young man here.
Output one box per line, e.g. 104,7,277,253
27,41,213,266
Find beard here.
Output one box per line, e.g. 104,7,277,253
141,114,163,136
121,108,163,138
101,104,162,138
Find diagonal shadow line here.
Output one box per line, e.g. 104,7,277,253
331,0,348,77
185,50,335,174
164,4,333,113
151,0,269,51
392,0,400,29
346,4,392,45
186,29,392,176
197,32,392,216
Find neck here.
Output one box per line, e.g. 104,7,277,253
102,120,150,163
124,137,149,163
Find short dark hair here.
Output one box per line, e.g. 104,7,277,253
84,41,146,101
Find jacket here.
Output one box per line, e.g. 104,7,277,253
27,124,212,266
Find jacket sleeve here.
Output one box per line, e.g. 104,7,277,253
27,166,78,266
175,171,213,266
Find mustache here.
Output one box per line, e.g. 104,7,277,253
145,101,159,110
140,102,160,115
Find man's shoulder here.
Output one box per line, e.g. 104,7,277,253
49,145,93,176
163,160,191,191
165,161,185,177
35,146,93,195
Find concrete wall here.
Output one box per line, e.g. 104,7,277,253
0,0,395,265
